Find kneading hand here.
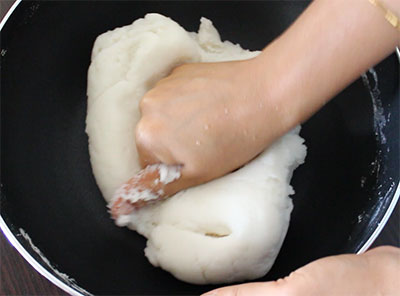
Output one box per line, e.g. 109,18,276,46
134,59,288,197
110,58,290,217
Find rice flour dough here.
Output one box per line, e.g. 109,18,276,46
86,14,307,284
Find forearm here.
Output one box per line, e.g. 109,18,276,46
255,0,399,131
130,0,399,198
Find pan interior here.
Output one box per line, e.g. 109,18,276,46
1,1,399,295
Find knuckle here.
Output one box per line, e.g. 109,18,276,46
135,118,160,149
135,119,163,167
231,286,245,296
139,91,158,113
171,63,189,74
277,269,316,296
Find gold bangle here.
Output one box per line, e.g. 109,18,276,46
369,0,400,31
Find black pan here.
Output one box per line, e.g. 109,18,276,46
1,1,399,295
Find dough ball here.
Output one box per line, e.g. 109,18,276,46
86,13,307,284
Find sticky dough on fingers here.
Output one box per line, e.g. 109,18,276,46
86,14,307,284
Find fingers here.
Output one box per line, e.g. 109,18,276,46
135,117,201,196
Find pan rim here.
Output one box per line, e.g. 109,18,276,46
0,216,87,296
0,0,20,30
0,1,399,295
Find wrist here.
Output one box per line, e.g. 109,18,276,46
235,50,300,149
249,0,399,136
249,40,306,133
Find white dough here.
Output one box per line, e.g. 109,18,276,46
86,14,307,284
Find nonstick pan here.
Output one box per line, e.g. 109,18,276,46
1,1,399,295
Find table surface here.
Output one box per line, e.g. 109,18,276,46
1,1,399,295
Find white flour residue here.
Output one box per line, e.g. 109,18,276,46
111,164,181,206
113,185,158,203
357,212,365,223
361,68,387,145
360,176,367,188
18,228,92,296
157,164,181,184
360,67,389,189
111,164,182,227
116,214,132,227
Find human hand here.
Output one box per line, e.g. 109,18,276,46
134,59,289,196
201,246,400,296
110,57,296,218
111,0,400,217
